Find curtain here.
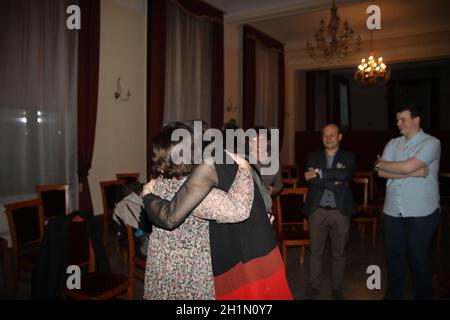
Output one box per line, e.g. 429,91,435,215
305,72,316,132
210,20,224,130
243,30,256,131
242,26,285,145
77,0,100,212
0,0,78,209
147,0,167,179
305,70,330,132
254,41,279,129
163,0,213,124
147,0,224,178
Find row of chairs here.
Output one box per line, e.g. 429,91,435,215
1,172,141,299
6,172,140,223
275,171,450,267
2,196,144,299
274,172,383,267
100,173,140,244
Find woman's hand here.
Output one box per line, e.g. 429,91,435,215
225,150,250,169
141,180,156,197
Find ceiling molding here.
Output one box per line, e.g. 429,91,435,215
224,0,363,26
285,28,450,52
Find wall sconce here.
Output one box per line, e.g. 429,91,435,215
114,77,131,101
226,97,238,113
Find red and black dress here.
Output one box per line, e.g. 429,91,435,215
144,154,293,300
210,160,292,300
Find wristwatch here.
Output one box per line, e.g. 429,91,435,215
314,168,321,178
374,160,380,172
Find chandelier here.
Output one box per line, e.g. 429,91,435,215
306,0,362,60
354,30,390,85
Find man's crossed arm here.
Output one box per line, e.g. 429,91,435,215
377,157,428,179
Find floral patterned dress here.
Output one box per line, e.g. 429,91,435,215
143,167,254,300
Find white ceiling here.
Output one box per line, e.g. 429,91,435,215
205,0,450,50
204,0,362,22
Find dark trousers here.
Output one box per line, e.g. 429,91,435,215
308,207,350,290
384,208,440,300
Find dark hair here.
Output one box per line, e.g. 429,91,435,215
117,181,143,201
151,122,194,179
397,104,422,120
183,119,210,133
253,125,272,157
221,122,251,159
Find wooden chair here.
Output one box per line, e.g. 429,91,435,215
4,199,44,292
354,171,377,202
116,173,140,184
351,177,380,247
439,172,450,198
275,188,310,265
126,225,146,298
437,172,450,249
63,215,132,300
282,178,297,189
281,165,297,180
99,180,126,245
1,236,7,274
35,184,69,220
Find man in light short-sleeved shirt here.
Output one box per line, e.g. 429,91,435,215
376,105,441,300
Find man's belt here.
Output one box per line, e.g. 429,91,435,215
320,205,337,210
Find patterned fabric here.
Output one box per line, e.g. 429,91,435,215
194,167,254,223
143,168,254,300
381,129,441,217
143,177,213,300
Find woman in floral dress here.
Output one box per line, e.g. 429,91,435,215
143,122,254,300
144,124,293,300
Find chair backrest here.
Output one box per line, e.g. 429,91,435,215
116,173,140,184
351,177,369,207
36,184,69,219
281,165,297,180
439,172,450,209
276,188,308,234
439,172,450,197
354,171,376,201
126,225,146,277
100,180,126,215
282,178,297,189
68,215,95,272
126,225,136,275
4,199,44,253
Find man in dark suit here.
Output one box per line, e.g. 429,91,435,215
303,124,356,300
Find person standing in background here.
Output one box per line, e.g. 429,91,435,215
303,124,356,300
376,104,441,300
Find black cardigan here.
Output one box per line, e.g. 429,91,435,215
31,211,110,299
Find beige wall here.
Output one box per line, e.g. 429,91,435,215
89,0,147,215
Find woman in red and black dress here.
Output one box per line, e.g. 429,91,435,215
144,149,292,300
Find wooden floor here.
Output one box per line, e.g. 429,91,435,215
1,215,449,300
